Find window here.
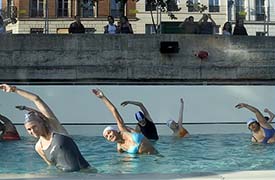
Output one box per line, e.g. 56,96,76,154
57,0,68,17
209,0,219,12
145,0,157,11
30,28,44,34
110,0,121,18
186,0,199,12
85,28,96,33
255,0,265,21
235,0,245,17
145,24,157,34
256,31,266,36
7,0,11,18
30,0,44,17
81,0,94,18
167,0,181,11
57,28,69,34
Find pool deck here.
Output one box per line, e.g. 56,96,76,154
1,170,275,180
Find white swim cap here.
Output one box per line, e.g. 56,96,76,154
24,112,43,124
166,119,175,128
246,118,257,127
102,126,118,136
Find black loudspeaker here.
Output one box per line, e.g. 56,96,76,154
160,41,179,54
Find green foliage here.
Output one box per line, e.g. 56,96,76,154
186,0,207,13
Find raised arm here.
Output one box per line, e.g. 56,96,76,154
0,84,55,119
235,103,267,125
121,100,153,122
0,84,67,134
264,108,275,123
15,105,51,123
178,98,184,128
92,89,127,132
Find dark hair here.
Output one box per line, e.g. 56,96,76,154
108,15,114,21
188,16,194,20
120,16,128,22
235,18,244,27
222,21,232,33
264,116,269,121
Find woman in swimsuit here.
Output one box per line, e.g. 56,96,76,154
0,84,94,172
92,88,158,154
235,103,275,144
120,100,159,140
0,113,20,140
166,98,189,138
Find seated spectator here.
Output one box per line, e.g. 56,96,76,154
104,16,118,34
117,16,133,34
69,15,85,34
222,21,232,35
179,16,199,34
233,18,248,36
198,14,216,34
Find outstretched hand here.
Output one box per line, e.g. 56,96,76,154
235,103,246,109
120,101,129,107
15,105,26,111
264,108,269,113
180,98,184,110
0,84,14,93
92,88,104,98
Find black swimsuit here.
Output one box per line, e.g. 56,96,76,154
43,133,90,172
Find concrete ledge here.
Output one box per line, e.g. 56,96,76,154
1,171,274,180
0,34,275,85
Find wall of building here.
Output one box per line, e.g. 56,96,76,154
0,34,274,84
2,0,275,35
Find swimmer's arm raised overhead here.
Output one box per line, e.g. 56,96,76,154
178,98,184,128
0,84,55,118
92,88,128,132
235,103,266,124
0,84,67,135
264,108,275,123
15,105,51,122
121,100,153,122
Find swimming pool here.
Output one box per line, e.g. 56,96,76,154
1,128,274,176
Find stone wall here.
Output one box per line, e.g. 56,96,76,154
0,34,274,85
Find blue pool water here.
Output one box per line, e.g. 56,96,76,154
0,133,274,175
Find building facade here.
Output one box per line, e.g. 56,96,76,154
1,0,275,35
